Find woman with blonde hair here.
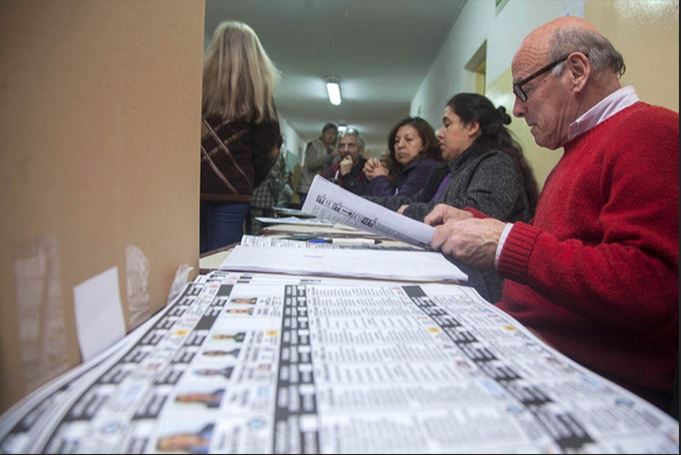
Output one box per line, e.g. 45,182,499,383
200,21,282,253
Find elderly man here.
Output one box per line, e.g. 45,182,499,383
322,128,369,195
426,16,678,413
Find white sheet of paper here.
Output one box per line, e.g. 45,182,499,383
73,267,126,362
272,206,316,218
254,216,335,227
219,245,467,282
302,175,435,248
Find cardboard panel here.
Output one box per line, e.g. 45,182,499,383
0,0,205,412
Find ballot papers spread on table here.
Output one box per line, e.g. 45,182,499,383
0,270,676,454
302,176,435,249
218,244,468,283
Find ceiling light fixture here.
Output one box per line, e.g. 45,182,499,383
325,76,342,106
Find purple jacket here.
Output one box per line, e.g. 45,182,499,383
365,158,439,197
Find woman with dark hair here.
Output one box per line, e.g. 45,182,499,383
362,116,441,197
370,93,539,301
374,93,538,224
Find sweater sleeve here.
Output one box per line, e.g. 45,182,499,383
397,160,438,197
251,120,281,189
364,192,418,212
366,175,395,197
444,152,522,220
498,117,678,333
402,200,434,221
402,153,522,222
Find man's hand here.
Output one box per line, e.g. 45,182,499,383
340,156,354,176
424,204,473,226
431,218,506,269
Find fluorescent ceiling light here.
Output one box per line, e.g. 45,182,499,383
326,79,342,106
337,125,347,133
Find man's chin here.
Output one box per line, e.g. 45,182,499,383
533,135,562,151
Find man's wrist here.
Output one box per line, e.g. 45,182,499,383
494,223,514,269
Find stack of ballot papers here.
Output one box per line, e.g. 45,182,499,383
218,245,468,283
253,216,335,227
271,206,316,218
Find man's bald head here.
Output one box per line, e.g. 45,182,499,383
514,17,624,83
510,17,625,149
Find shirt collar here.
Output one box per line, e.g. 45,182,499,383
567,86,639,141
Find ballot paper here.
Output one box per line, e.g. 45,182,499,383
0,270,676,454
239,235,420,251
302,175,435,248
219,245,468,283
254,216,335,227
271,206,316,218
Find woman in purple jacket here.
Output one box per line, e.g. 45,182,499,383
362,117,441,197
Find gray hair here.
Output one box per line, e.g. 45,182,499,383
548,24,625,80
340,129,365,153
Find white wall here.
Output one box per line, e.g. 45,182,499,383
278,115,305,172
411,0,584,126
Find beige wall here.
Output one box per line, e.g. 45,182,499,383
587,0,679,112
0,1,205,412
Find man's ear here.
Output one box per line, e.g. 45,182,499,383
568,51,590,93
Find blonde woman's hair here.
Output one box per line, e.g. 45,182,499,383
203,21,280,123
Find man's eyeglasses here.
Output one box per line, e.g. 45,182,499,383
512,55,570,102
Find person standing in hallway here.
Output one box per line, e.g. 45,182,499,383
297,122,338,205
426,16,678,414
249,139,287,235
200,21,282,253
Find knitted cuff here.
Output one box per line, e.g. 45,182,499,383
497,222,542,282
465,207,489,219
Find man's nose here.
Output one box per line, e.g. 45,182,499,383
513,97,525,118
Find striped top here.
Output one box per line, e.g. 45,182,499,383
200,115,281,202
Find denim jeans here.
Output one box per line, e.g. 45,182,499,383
200,201,250,253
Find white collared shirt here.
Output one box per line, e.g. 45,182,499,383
567,86,639,141
494,86,640,268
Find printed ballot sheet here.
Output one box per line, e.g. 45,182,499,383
302,176,435,248
0,271,677,454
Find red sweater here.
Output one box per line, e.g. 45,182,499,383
496,103,679,408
